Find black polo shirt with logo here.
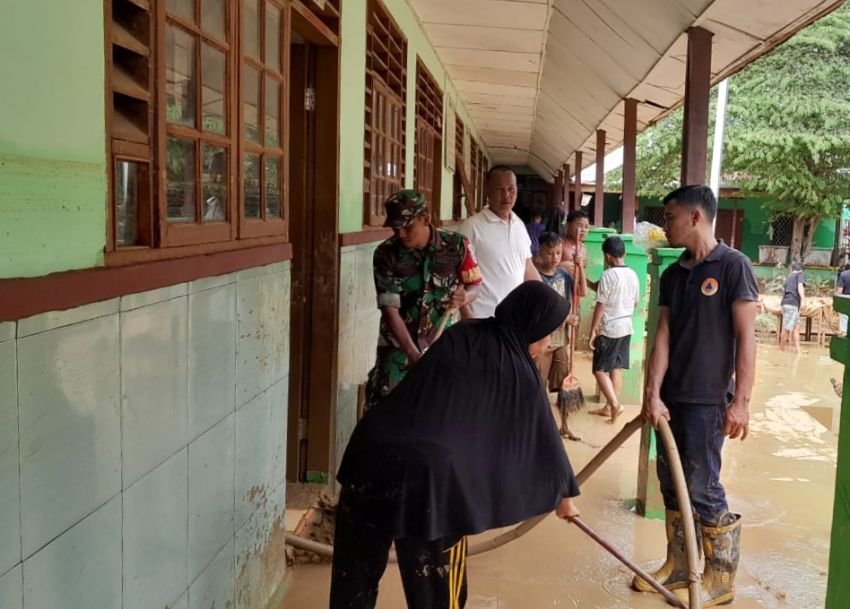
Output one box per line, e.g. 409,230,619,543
659,242,759,405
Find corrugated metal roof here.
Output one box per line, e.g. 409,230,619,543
408,0,844,179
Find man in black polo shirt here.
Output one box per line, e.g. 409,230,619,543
635,185,758,607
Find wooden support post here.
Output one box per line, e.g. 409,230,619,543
681,26,713,186
552,169,563,215
573,151,583,211
595,129,606,226
622,98,637,234
561,164,568,210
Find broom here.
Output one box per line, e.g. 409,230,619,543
557,273,585,412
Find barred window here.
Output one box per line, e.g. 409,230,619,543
363,0,406,226
413,60,443,213
452,114,465,219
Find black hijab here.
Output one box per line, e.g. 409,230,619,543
337,281,579,541
495,279,571,343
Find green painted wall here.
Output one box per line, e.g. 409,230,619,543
337,0,487,232
639,197,836,262
0,0,107,278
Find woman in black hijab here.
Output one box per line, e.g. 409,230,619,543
330,281,581,609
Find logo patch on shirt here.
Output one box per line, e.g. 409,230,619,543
701,277,719,296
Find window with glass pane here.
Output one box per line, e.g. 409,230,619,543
163,0,231,234
114,160,150,246
104,0,289,254
241,0,286,225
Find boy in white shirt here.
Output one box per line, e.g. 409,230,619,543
588,236,639,423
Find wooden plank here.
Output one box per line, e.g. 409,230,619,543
456,157,477,217
112,111,149,143
292,0,339,46
112,65,151,101
112,22,150,56
0,242,292,322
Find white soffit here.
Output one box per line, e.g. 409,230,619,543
408,0,844,178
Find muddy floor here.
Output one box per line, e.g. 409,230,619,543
278,343,842,609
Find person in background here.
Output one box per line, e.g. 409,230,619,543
779,262,806,352
533,232,581,439
365,190,482,411
525,210,546,256
559,210,590,299
587,236,639,424
546,198,567,234
458,166,540,319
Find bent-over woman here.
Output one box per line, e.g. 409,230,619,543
330,281,581,609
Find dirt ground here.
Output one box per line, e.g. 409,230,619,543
278,343,841,609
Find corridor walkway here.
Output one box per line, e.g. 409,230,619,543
280,344,840,609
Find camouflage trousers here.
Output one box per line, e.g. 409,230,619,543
364,347,410,412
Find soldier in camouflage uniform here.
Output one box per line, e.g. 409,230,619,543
364,190,482,411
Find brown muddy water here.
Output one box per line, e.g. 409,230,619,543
279,344,842,609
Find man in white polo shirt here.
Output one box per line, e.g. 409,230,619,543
458,166,540,318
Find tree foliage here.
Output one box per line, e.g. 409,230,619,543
616,3,850,258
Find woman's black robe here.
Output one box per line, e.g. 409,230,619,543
337,281,580,541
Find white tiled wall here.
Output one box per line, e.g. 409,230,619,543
335,243,381,470
0,262,290,609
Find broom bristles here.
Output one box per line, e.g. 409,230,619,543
558,385,586,411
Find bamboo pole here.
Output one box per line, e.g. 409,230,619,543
657,417,703,609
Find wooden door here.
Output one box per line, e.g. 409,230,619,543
287,26,340,482
715,208,745,250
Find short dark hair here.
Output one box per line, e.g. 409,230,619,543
486,165,516,185
566,209,589,224
538,231,562,251
602,235,626,258
791,262,804,272
662,185,717,221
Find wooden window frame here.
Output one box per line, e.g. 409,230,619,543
469,137,481,211
477,148,488,211
158,0,236,247
452,114,464,220
413,59,442,213
103,0,290,266
239,0,291,239
363,0,406,227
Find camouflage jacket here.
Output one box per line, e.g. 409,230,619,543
374,227,482,348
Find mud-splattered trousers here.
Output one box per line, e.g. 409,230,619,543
656,403,729,527
330,485,468,609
